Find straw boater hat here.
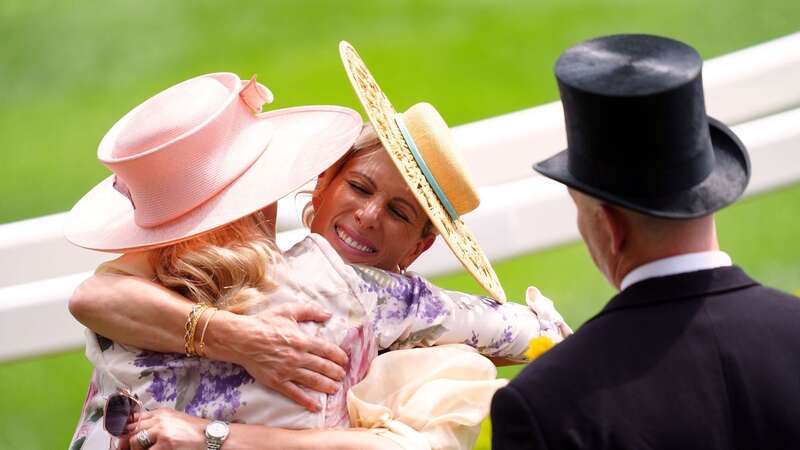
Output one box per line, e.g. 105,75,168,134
339,41,506,303
65,72,362,252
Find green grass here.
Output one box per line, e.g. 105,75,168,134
3,0,800,224
3,184,798,450
0,352,93,449
2,0,800,449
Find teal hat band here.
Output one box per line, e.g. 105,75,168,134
394,114,460,220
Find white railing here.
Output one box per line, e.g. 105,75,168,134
2,33,799,363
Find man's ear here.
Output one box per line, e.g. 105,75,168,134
399,233,437,271
599,204,627,255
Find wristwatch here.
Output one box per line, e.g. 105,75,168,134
205,420,230,450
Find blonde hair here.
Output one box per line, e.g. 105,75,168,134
150,212,282,314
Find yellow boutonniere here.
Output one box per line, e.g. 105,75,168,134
525,336,555,361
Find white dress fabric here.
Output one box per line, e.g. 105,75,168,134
70,234,567,450
348,344,508,450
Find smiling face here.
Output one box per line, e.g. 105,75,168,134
310,146,435,271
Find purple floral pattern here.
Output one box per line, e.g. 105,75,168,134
352,263,540,360
133,351,254,420
324,325,378,427
72,235,559,446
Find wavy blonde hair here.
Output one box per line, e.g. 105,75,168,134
149,212,282,314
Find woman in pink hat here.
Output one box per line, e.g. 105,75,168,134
66,70,568,450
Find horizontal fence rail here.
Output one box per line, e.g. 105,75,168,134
1,33,799,362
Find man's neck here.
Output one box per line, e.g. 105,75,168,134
618,250,733,291
612,237,720,289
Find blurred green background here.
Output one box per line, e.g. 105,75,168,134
1,1,799,449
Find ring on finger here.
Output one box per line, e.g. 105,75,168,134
136,429,154,449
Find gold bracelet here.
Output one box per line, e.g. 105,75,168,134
184,304,209,357
197,307,219,358
192,306,210,356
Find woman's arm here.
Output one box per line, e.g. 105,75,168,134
69,273,348,411
70,274,190,354
128,409,401,450
358,267,570,361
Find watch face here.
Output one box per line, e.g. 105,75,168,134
207,421,229,439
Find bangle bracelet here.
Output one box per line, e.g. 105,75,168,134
197,307,219,358
184,304,209,357
193,306,211,356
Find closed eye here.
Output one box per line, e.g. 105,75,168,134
390,205,410,222
348,181,370,195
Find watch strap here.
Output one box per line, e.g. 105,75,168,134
205,420,229,450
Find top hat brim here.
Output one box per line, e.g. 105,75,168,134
533,117,750,219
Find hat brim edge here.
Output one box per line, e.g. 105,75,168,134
339,41,507,303
65,106,363,252
533,117,750,219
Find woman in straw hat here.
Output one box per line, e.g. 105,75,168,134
68,46,568,450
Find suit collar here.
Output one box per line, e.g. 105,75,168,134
594,266,758,319
620,251,732,290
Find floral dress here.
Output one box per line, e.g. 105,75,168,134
70,234,566,450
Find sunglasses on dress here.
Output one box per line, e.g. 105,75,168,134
103,388,146,448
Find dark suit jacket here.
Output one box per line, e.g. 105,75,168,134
491,266,800,450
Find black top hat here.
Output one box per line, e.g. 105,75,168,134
534,34,750,218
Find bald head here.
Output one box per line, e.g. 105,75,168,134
568,189,719,289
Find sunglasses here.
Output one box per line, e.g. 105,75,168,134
103,388,146,448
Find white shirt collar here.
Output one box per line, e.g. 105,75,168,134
620,251,732,291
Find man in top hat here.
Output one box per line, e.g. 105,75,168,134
490,34,800,449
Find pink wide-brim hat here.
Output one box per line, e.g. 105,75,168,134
65,72,362,252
